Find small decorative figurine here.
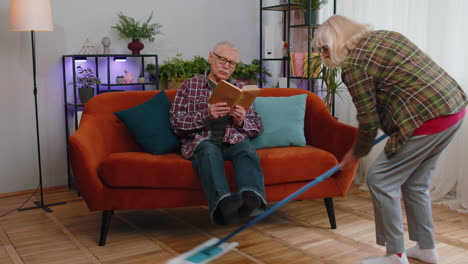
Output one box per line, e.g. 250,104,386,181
79,39,98,54
124,70,134,84
102,37,111,54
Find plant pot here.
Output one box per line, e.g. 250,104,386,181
168,80,182,90
247,79,258,85
128,39,144,55
304,10,319,25
161,78,184,90
138,77,146,83
78,88,94,104
148,74,157,83
116,77,125,84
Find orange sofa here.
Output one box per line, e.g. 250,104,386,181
68,88,358,246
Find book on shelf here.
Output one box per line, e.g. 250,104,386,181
208,80,261,110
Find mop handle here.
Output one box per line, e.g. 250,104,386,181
212,134,388,248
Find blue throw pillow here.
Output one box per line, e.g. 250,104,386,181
251,94,307,149
114,91,180,154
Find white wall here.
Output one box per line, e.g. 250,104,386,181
0,0,259,194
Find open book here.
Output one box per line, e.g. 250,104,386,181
208,80,261,110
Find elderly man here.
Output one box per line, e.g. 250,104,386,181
169,41,266,226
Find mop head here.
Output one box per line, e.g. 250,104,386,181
165,238,238,264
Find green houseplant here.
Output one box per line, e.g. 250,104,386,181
112,11,163,54
295,0,328,24
145,63,157,82
116,75,125,84
157,55,271,89
304,52,344,113
158,54,188,90
233,59,271,85
184,56,210,78
158,55,210,90
138,72,145,83
75,66,100,104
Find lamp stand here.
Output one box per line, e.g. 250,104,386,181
17,31,66,213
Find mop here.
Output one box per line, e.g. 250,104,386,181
166,134,388,264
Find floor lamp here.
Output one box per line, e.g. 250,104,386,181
9,0,65,213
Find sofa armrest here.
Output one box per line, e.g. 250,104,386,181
303,94,359,195
68,113,141,210
304,94,358,161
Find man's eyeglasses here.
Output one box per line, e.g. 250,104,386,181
213,52,238,68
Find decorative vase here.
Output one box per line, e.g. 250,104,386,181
78,88,94,104
128,39,144,55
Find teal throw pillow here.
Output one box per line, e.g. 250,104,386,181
115,91,180,154
251,94,307,149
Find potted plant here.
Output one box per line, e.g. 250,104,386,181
295,0,328,24
138,72,145,83
159,54,187,90
112,11,163,54
145,63,157,82
158,55,211,90
184,56,210,78
116,75,125,84
233,59,271,85
75,66,100,104
304,52,344,113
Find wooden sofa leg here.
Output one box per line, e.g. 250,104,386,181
99,210,114,246
324,198,337,229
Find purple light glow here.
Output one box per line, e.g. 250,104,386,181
74,56,87,62
113,56,127,62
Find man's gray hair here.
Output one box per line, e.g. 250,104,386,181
213,41,238,54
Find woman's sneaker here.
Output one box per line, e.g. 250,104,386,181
406,244,439,263
356,253,409,264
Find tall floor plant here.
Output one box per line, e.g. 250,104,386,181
304,51,343,113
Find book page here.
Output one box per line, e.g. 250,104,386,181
234,85,261,110
208,80,242,108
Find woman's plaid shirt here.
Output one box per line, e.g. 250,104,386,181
169,72,263,159
342,30,467,158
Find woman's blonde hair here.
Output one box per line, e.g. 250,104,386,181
312,15,373,68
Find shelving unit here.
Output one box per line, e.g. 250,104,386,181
61,54,158,188
259,0,329,92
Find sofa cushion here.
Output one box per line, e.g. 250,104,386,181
252,94,307,149
99,152,233,189
98,146,337,188
114,91,181,155
257,146,338,185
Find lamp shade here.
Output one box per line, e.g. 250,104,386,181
9,0,53,31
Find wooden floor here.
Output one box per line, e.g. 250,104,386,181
0,185,467,264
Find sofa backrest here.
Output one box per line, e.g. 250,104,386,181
84,88,327,118
79,88,333,153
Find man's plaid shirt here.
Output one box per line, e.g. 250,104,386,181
169,72,263,159
341,30,467,158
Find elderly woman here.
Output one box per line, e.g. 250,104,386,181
313,15,467,264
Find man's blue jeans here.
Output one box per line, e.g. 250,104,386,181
190,138,266,224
